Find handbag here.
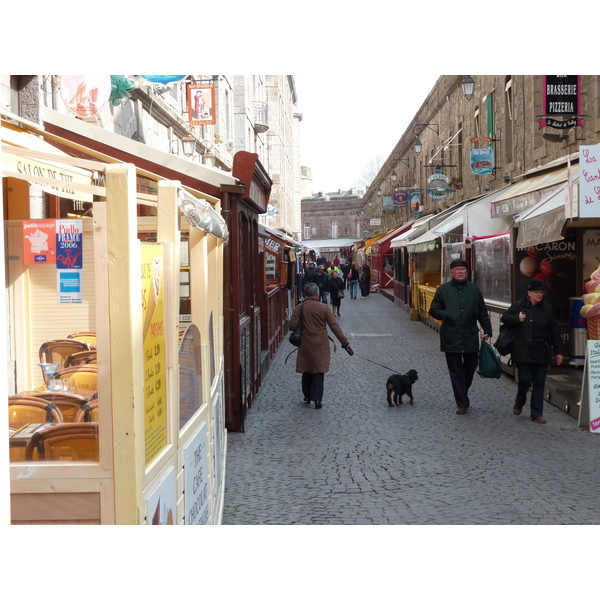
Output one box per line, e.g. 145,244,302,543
338,290,345,298
477,339,502,379
289,303,304,347
493,323,516,356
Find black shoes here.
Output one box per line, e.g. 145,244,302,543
315,401,322,409
304,397,311,404
513,404,522,415
456,407,468,415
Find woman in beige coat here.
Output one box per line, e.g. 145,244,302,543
288,283,351,408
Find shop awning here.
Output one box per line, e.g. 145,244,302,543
1,119,98,202
514,181,574,249
406,229,441,253
390,213,438,248
490,163,579,217
362,234,386,253
304,237,361,252
371,222,414,251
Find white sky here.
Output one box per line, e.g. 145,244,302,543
294,72,439,194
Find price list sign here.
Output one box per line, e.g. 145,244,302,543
579,145,600,219
586,341,600,433
141,244,167,464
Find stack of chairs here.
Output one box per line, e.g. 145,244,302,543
24,422,99,461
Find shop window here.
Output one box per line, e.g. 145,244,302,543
473,235,511,304
179,324,203,430
331,221,338,238
265,248,280,282
304,222,310,239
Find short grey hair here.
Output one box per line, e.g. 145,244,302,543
304,283,319,298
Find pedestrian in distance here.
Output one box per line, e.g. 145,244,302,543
429,258,493,415
360,263,371,297
328,269,345,316
500,278,564,423
347,263,360,299
304,260,317,285
315,265,330,303
340,262,350,289
288,283,352,408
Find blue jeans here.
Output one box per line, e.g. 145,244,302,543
319,290,328,303
349,280,358,299
515,363,548,418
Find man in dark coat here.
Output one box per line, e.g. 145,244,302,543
501,278,564,423
314,265,330,303
288,283,351,408
429,258,493,414
304,261,317,285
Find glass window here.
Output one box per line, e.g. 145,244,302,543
473,235,511,303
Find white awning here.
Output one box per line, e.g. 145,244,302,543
406,229,441,253
390,213,438,248
490,163,579,217
514,180,575,249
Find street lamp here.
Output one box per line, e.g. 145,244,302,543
181,135,196,157
462,75,475,100
413,123,439,155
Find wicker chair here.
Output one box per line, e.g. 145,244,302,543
24,422,99,461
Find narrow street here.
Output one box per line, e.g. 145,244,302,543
223,292,600,525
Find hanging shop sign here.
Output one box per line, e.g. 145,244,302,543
538,75,584,130
392,190,408,207
382,195,395,211
370,218,382,226
187,83,216,126
410,191,424,217
470,148,494,175
142,75,187,85
427,170,450,200
60,75,111,118
579,145,600,218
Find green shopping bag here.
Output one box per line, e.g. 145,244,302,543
477,339,501,379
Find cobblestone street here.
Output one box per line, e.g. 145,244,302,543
222,292,600,526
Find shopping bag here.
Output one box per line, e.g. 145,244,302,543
477,339,501,379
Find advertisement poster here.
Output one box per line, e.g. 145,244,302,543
393,190,408,207
184,423,211,525
145,466,177,524
539,75,583,130
515,230,576,321
470,148,494,175
579,145,600,219
23,220,56,264
57,270,83,304
56,219,83,269
187,83,216,126
141,244,167,465
585,341,600,433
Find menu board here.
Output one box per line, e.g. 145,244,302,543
585,340,600,433
579,145,600,219
141,243,167,464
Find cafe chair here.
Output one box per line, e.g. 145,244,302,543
67,332,97,348
75,399,99,422
24,392,89,422
55,365,98,397
24,422,99,461
64,350,97,367
38,339,90,385
9,397,64,429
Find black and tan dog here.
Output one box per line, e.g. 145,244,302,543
386,369,419,406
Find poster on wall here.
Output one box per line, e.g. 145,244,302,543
184,422,211,525
579,145,600,219
57,270,83,304
56,219,83,269
141,244,167,466
515,230,576,321
145,466,177,524
187,83,216,126
23,220,56,264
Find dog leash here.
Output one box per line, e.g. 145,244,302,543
284,335,338,366
352,352,397,373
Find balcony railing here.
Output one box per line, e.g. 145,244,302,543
253,101,269,133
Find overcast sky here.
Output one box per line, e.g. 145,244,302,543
294,72,439,195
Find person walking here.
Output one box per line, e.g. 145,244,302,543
304,260,317,286
500,278,564,423
360,263,371,297
347,263,359,299
340,262,350,289
288,283,352,409
429,258,493,415
315,265,330,303
328,270,345,316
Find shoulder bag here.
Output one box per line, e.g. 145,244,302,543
289,303,304,347
493,323,516,356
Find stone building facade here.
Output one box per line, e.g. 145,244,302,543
301,189,365,241
362,75,600,236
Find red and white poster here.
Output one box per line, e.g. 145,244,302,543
23,220,56,264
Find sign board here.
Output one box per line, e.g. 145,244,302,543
370,218,381,226
539,75,583,130
141,244,167,465
470,148,494,175
581,341,600,433
579,145,600,218
184,423,211,524
23,220,56,264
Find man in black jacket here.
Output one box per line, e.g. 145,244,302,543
429,258,492,414
501,278,564,423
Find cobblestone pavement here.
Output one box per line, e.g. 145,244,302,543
222,292,600,525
